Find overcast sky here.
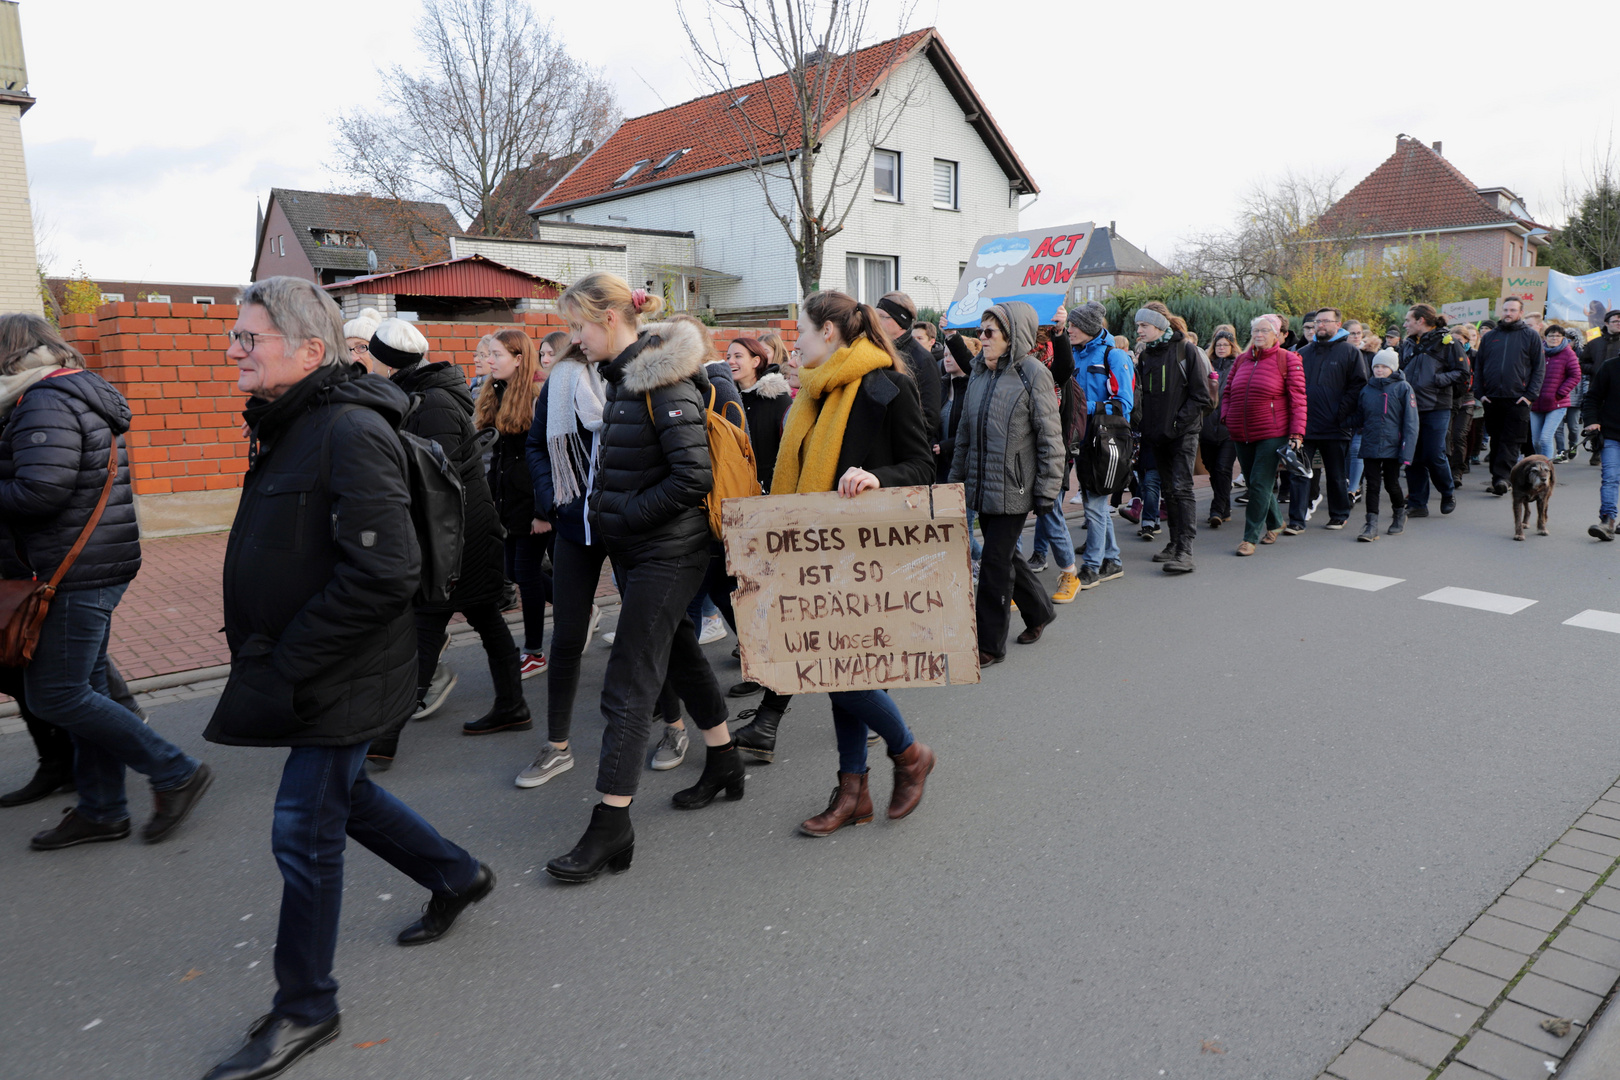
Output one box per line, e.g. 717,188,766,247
18,0,1617,286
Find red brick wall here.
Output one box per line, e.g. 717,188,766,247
61,305,799,496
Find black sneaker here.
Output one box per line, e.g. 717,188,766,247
1441,494,1456,514
1325,518,1347,530
1027,553,1049,573
1077,565,1101,590
1098,559,1124,582
32,807,132,850
1406,505,1430,517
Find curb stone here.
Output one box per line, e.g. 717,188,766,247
1317,775,1620,1080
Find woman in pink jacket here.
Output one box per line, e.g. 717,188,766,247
1220,316,1306,555
1531,325,1582,460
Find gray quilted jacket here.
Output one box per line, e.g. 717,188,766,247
948,301,1064,516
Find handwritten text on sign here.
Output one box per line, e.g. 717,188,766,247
722,485,979,693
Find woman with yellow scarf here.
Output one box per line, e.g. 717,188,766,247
773,291,939,837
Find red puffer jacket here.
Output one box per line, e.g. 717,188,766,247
1220,345,1306,442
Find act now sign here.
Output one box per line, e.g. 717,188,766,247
945,223,1095,329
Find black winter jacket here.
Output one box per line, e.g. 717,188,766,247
1474,319,1546,403
0,369,140,591
1399,328,1468,411
391,361,505,609
1351,371,1419,463
590,318,714,563
1582,357,1620,442
739,369,792,490
206,365,419,748
896,330,942,442
1584,329,1620,380
1298,331,1369,439
1201,348,1237,443
832,367,936,490
526,378,596,547
1137,331,1210,441
482,381,536,536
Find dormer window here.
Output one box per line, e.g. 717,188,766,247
655,149,690,171
728,95,749,109
612,159,652,187
313,228,363,247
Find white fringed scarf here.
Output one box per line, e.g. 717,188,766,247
545,357,605,506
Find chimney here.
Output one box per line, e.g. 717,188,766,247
1431,140,1442,155
1109,220,1116,235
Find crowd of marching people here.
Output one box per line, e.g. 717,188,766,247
3,274,1620,1079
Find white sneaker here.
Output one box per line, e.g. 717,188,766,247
1309,495,1323,519
698,614,727,645
1068,493,1084,505
600,630,616,646
585,603,602,647
515,744,574,788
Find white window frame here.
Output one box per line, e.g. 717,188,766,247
145,294,172,303
845,253,898,304
192,296,215,304
932,159,958,210
100,292,124,302
873,149,901,202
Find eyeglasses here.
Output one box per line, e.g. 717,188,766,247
349,342,371,354
227,329,286,353
980,326,1000,339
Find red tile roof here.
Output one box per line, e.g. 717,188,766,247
534,28,1035,212
1316,138,1540,237
321,254,563,298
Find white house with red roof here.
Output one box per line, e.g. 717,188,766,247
528,28,1036,320
1314,136,1550,279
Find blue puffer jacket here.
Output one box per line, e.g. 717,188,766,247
1352,371,1419,463
1072,330,1135,416
0,369,140,591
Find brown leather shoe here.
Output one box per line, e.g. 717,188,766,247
887,741,936,820
1260,530,1279,545
977,651,1003,666
1015,620,1049,645
800,772,873,837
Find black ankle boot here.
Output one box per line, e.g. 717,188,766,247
734,701,788,763
546,803,634,883
671,739,746,809
1,762,75,808
461,700,532,735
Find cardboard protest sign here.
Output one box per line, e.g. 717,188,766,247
1501,267,1549,315
1441,298,1491,324
944,223,1095,329
722,485,978,694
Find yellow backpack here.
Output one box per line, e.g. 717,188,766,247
645,385,761,537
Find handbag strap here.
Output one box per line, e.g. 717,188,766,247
42,439,118,592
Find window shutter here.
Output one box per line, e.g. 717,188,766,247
933,160,955,208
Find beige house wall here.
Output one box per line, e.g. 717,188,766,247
0,100,41,315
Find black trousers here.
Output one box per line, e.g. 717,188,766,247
547,534,613,745
1362,458,1406,515
976,512,1056,660
1200,438,1237,520
596,548,728,797
503,532,552,654
1145,431,1199,552
1288,438,1351,523
1448,405,1474,475
1483,399,1531,485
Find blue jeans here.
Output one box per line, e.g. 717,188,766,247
1140,468,1161,527
1346,432,1365,492
829,689,913,774
1405,410,1454,510
24,584,197,824
966,511,984,561
1080,487,1120,570
1029,503,1076,569
1602,439,1620,521
1530,409,1567,459
271,744,480,1025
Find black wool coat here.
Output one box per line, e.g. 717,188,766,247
0,370,140,590
739,369,792,490
206,366,420,748
483,380,536,536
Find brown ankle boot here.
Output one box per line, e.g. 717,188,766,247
799,772,873,837
887,741,936,820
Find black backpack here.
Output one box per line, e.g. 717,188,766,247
323,401,466,606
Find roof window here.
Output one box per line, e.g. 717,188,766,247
655,149,690,171
612,159,652,187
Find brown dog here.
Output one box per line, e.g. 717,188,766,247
1510,454,1555,540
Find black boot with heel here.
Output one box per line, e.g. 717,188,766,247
546,803,634,883
734,698,788,763
671,739,745,808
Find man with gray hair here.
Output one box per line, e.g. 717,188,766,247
201,277,492,1080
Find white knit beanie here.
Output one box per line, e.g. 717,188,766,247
1373,347,1399,372
343,306,382,342
369,317,431,369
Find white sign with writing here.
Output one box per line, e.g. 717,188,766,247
1441,298,1491,323
722,485,979,694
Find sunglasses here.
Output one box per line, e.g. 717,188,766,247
980,326,1001,338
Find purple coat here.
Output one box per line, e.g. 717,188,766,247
1532,344,1581,412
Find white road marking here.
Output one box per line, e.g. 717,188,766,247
1564,609,1620,634
1419,587,1537,614
1298,568,1405,592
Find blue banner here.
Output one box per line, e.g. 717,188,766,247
1547,266,1620,325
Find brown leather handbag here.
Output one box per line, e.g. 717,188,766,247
0,440,119,666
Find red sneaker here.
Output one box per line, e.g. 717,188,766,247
519,653,548,680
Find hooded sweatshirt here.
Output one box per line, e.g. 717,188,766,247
1136,329,1209,441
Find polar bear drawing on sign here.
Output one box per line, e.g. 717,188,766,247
947,277,993,325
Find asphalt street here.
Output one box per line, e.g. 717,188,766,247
4,459,1620,1080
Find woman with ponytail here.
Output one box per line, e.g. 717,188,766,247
544,274,734,883
769,290,938,838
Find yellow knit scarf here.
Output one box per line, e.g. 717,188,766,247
772,338,892,495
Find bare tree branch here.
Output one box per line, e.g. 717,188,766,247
1174,169,1344,299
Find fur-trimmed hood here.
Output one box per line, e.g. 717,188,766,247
745,370,790,399
606,318,708,393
